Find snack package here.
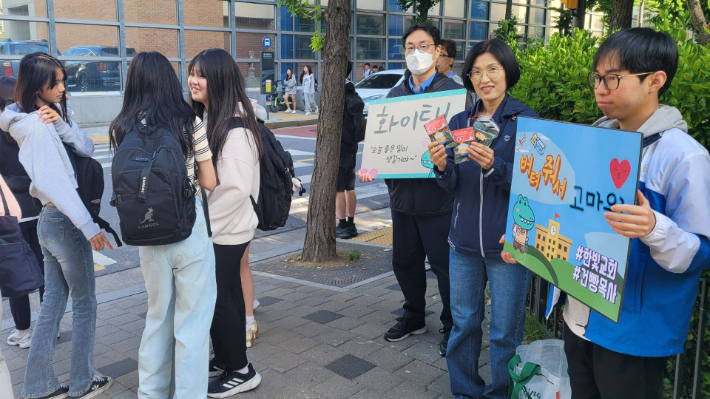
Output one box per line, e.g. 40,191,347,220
424,115,455,148
472,120,499,147
451,128,474,164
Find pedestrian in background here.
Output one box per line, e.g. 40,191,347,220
363,63,372,79
300,65,318,116
284,68,297,113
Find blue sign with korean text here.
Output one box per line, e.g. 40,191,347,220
263,37,272,48
503,117,642,322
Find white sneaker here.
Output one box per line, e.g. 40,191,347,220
246,321,259,348
7,328,32,348
305,112,311,116
253,299,260,310
314,107,319,113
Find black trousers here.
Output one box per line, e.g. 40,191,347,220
563,324,667,399
8,220,45,330
210,242,250,371
391,210,453,331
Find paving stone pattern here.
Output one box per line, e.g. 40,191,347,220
1,273,492,398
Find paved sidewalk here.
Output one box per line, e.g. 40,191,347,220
1,254,493,399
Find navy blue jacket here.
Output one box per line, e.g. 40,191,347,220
385,71,463,215
434,94,538,258
0,131,42,219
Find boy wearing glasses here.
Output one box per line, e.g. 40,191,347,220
360,24,463,356
549,28,710,399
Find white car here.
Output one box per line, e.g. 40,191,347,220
355,69,405,118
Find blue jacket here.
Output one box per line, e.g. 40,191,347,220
434,95,538,258
545,105,710,357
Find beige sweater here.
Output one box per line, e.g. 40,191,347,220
205,104,261,245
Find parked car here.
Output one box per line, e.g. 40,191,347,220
0,40,52,78
63,46,136,92
354,69,405,118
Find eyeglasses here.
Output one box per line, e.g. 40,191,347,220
587,72,654,90
468,66,502,82
404,43,435,55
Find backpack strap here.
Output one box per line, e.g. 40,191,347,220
201,188,212,238
226,117,260,220
95,216,123,247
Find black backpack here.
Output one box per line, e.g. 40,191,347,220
109,124,197,246
63,144,122,247
343,90,367,146
226,117,294,231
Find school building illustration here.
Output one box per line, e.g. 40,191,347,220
535,219,572,261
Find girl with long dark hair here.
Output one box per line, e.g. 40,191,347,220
109,51,217,399
188,48,263,397
284,68,297,113
0,52,114,399
299,65,318,115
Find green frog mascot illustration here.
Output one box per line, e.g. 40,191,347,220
512,195,535,254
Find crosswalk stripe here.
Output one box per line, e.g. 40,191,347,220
92,155,112,160
285,149,314,156
293,161,312,169
289,183,388,214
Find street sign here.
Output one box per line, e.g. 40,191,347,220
260,52,275,95
263,37,272,48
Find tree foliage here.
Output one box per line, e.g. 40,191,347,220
396,0,442,24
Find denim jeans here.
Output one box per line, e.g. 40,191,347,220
137,199,216,399
22,206,97,398
0,304,15,399
447,249,531,399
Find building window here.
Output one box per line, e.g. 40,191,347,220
444,20,465,40
470,21,487,40
388,38,404,59
529,7,546,25
445,0,465,17
356,13,385,35
281,34,294,58
455,41,465,60
358,0,384,11
470,1,488,20
356,38,384,59
235,3,276,30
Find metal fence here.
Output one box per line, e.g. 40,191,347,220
526,275,709,399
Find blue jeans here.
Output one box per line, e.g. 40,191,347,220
23,206,97,398
137,199,216,399
447,249,531,399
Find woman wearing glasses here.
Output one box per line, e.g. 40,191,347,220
427,39,539,399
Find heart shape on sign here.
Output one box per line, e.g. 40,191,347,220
360,168,378,179
609,158,631,189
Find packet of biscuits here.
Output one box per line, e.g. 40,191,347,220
424,115,455,148
451,127,474,164
472,120,498,147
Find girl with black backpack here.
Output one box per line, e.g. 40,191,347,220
188,48,263,397
108,52,217,399
0,52,114,399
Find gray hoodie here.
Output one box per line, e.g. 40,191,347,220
0,103,99,239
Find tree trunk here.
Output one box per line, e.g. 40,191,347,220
300,0,351,263
608,0,634,33
687,0,710,46
505,0,513,20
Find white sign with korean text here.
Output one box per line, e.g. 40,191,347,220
361,89,467,179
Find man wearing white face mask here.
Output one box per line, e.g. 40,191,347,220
360,24,463,357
